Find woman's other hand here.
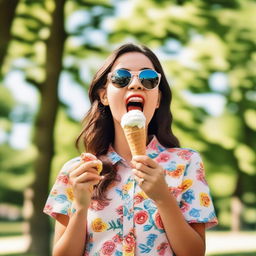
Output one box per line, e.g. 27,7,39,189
131,155,169,202
69,153,103,210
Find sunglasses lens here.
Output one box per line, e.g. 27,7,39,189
111,69,131,87
139,70,159,89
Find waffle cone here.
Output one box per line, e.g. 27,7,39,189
123,126,146,156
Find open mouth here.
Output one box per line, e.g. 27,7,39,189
126,96,144,112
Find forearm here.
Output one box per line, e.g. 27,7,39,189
53,208,87,256
155,191,205,256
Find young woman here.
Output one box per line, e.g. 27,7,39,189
44,43,218,256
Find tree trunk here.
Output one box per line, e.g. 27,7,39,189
0,0,19,75
28,0,66,255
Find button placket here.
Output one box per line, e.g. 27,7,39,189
122,176,136,256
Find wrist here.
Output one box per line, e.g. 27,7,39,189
72,201,90,213
154,187,175,206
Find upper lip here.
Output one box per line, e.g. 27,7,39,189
125,94,145,105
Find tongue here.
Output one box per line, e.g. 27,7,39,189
127,106,143,112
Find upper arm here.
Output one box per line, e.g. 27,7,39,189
53,214,69,246
190,223,206,244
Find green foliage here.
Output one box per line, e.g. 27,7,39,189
0,86,15,117
110,0,256,229
0,0,255,233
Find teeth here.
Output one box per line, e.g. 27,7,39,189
128,97,143,103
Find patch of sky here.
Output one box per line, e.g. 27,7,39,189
114,0,134,18
161,39,182,57
9,123,32,149
4,70,39,112
66,10,90,33
182,91,226,116
58,72,90,121
209,72,229,93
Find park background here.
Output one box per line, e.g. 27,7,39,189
0,0,255,255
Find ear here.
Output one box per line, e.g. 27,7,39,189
156,91,161,108
98,88,109,106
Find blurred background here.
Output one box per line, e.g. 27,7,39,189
0,0,255,255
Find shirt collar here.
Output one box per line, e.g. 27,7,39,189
105,135,167,164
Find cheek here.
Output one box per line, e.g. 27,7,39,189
106,87,126,120
144,91,160,125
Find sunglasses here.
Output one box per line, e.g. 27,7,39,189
108,69,161,90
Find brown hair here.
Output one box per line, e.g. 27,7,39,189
76,43,180,200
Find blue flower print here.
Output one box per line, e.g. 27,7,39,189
109,151,122,163
189,208,201,218
165,162,176,172
55,194,67,203
182,189,195,203
146,234,157,247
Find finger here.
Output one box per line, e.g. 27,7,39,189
70,161,100,178
132,161,153,175
132,155,158,168
80,154,103,174
75,172,102,184
80,152,97,162
132,168,147,179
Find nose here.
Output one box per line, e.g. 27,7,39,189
127,75,143,90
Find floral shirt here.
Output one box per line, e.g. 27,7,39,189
44,136,218,256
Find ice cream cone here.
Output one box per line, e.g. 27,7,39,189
123,126,146,156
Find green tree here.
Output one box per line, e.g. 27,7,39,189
110,0,256,230
3,0,113,254
0,0,19,75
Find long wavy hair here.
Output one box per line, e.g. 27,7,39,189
76,43,180,200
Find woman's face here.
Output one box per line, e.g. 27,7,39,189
101,52,161,128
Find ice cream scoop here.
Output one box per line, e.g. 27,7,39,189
121,110,146,156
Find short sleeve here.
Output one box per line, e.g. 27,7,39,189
180,151,218,229
43,157,80,219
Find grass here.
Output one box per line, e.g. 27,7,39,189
0,221,23,237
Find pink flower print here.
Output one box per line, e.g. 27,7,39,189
101,240,116,255
149,139,158,151
168,186,182,198
134,210,149,225
196,163,208,185
157,242,169,255
57,174,69,184
167,148,177,153
177,150,193,160
155,212,164,230
156,152,171,163
112,233,123,244
134,194,144,205
116,205,123,215
125,234,135,247
179,200,190,213
44,204,53,215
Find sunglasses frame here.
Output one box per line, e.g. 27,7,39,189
108,69,161,90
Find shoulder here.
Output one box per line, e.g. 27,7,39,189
59,156,81,174
155,146,201,164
